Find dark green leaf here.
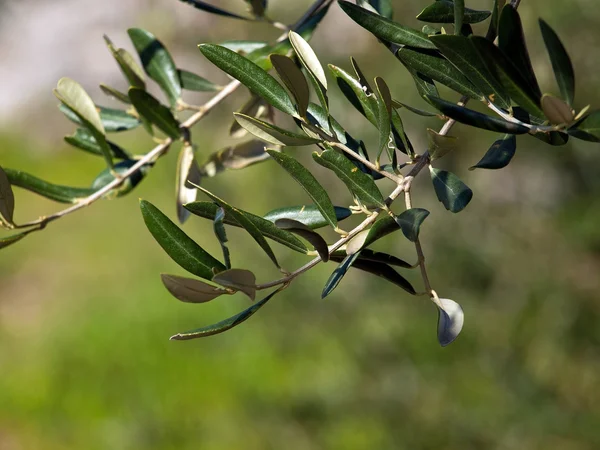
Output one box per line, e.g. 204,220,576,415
339,1,435,49
322,252,361,298
275,218,329,262
213,206,231,269
92,160,150,198
161,274,228,303
429,34,510,108
178,0,250,20
0,232,27,250
140,200,225,279
498,6,541,100
364,0,393,19
178,69,222,92
453,0,464,34
568,110,600,142
375,77,392,162
244,0,267,17
103,35,146,89
313,149,385,208
363,216,401,248
199,44,296,116
99,84,131,104
329,64,378,126
401,63,440,100
486,0,506,40
169,288,279,340
199,140,270,177
234,114,319,146
430,167,473,213
417,1,490,24
184,202,308,254
437,297,464,346
0,166,15,227
128,28,182,107
539,19,575,106
469,134,516,170
212,268,256,300
395,208,429,242
64,128,131,160
129,88,181,139
270,54,310,118
263,205,352,230
348,258,416,295
427,95,529,134
4,168,95,204
352,249,411,268
427,128,457,161
58,103,141,132
513,106,570,145
395,47,484,101
267,150,338,229
393,100,438,117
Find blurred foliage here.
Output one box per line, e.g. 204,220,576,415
1,0,600,449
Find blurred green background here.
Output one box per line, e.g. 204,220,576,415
1,1,600,449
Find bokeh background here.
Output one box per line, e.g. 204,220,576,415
1,1,600,448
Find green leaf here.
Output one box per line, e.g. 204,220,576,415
199,44,296,116
329,64,378,125
430,167,473,213
128,88,181,140
199,140,270,177
513,106,570,145
322,252,361,298
212,206,231,269
128,28,182,107
185,202,308,254
64,128,130,160
426,95,529,134
486,0,506,41
429,34,510,108
91,160,150,199
400,63,440,100
362,216,401,248
375,77,392,163
58,103,141,132
346,257,416,295
270,54,310,118
194,186,281,268
395,208,430,242
267,150,338,229
453,0,464,34
263,205,352,230
99,84,131,104
103,35,146,89
0,166,15,227
417,1,490,24
393,100,438,117
234,114,319,146
220,40,268,54
539,19,575,106
395,47,484,101
230,96,269,138
4,168,95,204
470,36,544,118
244,0,266,17
170,288,279,340
140,200,226,280
178,69,222,92
275,218,329,262
161,274,229,303
0,232,27,250
498,6,541,100
339,1,435,49
360,0,393,19
469,134,516,170
350,249,411,268
437,297,464,346
176,145,200,224
289,31,328,111
178,0,250,20
427,128,457,161
54,77,113,168
313,149,385,208
213,268,256,300
568,110,600,142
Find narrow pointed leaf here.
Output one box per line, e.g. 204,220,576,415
100,84,131,104
270,54,310,118
213,268,256,300
339,1,435,49
129,88,181,139
234,113,319,146
161,274,228,303
64,128,130,160
92,160,150,198
178,69,222,92
0,166,15,226
453,0,464,34
401,63,440,100
289,31,328,111
469,134,516,170
194,185,280,268
329,64,378,125
513,106,570,145
427,95,529,134
5,169,95,203
393,100,438,117
353,249,411,268
427,128,457,161
350,259,416,294
313,149,385,207
176,145,199,224
363,216,400,248
437,297,464,346
220,40,268,54
267,150,338,229
213,206,231,269
140,200,226,279
103,35,146,89
396,47,483,101
170,288,279,340
229,96,269,138
429,34,510,108
263,205,352,230
244,0,267,18
199,44,296,116
58,104,141,132
394,208,429,242
486,0,506,40
178,0,250,20
275,218,329,261
184,202,308,254
539,19,575,106
417,1,490,24
128,28,181,106
322,252,361,298
199,140,270,177
568,111,600,142
430,167,473,213
375,77,392,162
0,232,27,250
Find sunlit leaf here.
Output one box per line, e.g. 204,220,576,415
339,1,436,49
270,54,310,118
128,28,182,106
220,40,268,54
64,128,130,160
430,167,473,213
178,69,222,92
417,1,490,24
322,252,361,298
427,128,457,161
103,35,146,89
178,0,250,20
58,103,141,132
92,159,150,199
263,205,352,230
129,88,181,139
229,96,269,138
176,145,200,224
437,297,464,346
329,64,378,126
0,166,15,227
469,134,516,170
4,168,95,204
140,200,226,280
394,208,430,242
275,218,329,261
213,268,256,300
267,150,338,229
161,274,229,303
289,31,328,111
199,44,296,116
234,113,319,146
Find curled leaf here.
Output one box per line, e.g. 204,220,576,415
469,134,516,170
436,297,464,346
275,218,329,262
161,274,228,303
212,269,257,300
